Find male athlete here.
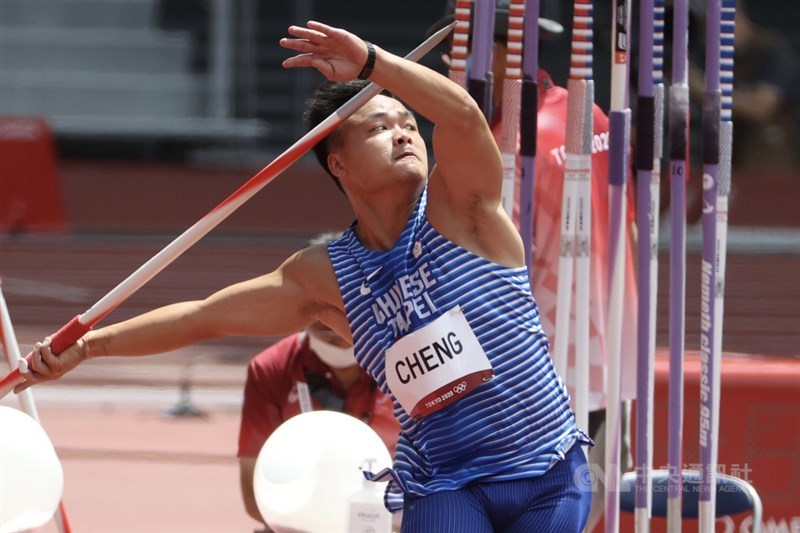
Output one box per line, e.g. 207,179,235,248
20,21,591,532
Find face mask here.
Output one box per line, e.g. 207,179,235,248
307,329,357,369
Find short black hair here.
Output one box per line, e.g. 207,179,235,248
303,79,371,194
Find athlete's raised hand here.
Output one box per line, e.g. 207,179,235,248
280,21,371,82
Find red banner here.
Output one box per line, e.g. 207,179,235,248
621,352,800,532
0,117,66,232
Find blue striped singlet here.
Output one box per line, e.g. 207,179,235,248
327,187,590,511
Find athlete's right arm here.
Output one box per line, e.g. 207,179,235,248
16,245,346,392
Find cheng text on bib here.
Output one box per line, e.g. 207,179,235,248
385,306,494,418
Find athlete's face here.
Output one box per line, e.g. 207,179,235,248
327,95,428,193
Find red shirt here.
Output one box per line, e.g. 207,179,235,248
498,70,638,410
237,333,399,458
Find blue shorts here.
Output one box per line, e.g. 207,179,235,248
401,443,592,533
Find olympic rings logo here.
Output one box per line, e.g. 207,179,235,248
453,381,467,394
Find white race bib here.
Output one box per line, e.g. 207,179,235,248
385,306,493,418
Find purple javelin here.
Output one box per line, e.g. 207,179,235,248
469,0,496,120
699,0,722,529
634,0,656,527
518,0,539,280
667,0,690,529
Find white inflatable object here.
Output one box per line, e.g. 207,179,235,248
0,406,64,533
253,411,393,533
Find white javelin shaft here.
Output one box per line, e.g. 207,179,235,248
0,286,39,420
571,0,594,443
556,0,594,426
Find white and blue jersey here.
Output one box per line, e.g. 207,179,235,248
327,187,590,511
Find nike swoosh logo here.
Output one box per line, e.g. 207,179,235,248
360,266,383,295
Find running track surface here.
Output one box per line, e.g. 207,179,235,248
0,160,797,532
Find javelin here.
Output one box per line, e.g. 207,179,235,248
605,0,632,531
667,1,691,529
698,0,723,529
0,22,456,398
0,279,72,533
554,0,594,434
707,1,735,526
634,0,664,528
518,0,540,279
498,0,526,218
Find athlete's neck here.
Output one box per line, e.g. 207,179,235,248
351,184,423,252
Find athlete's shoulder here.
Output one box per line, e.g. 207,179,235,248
285,242,340,293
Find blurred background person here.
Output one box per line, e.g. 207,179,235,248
709,0,799,171
670,0,800,222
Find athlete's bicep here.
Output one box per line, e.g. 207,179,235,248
200,249,340,339
428,99,504,210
